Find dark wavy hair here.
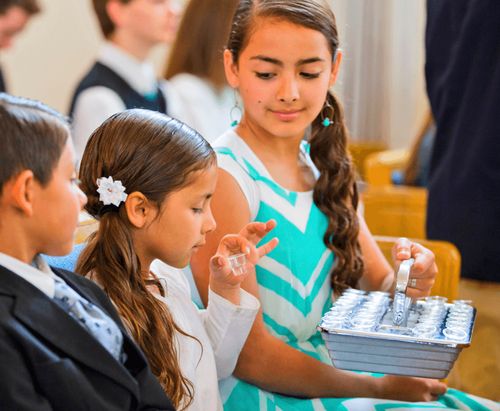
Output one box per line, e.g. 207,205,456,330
227,0,363,292
77,109,216,409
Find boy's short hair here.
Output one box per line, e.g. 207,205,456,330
0,93,69,193
0,0,41,15
92,0,130,39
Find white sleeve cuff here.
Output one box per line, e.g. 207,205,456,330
203,287,260,379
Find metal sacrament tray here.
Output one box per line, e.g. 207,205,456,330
319,290,476,379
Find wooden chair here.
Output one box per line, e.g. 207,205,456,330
362,185,427,239
364,148,409,186
348,141,387,180
374,235,461,301
75,212,98,244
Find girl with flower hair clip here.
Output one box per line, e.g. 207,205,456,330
77,108,278,411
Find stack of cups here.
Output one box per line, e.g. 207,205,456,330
349,291,390,332
442,300,473,341
413,296,448,338
321,288,365,329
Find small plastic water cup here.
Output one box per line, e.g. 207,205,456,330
443,327,468,341
413,324,438,338
425,296,448,306
350,316,376,330
453,299,472,307
228,252,247,275
450,304,473,315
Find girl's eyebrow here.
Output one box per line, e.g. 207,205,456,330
250,55,325,66
194,193,213,201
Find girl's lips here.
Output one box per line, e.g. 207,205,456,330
271,109,303,121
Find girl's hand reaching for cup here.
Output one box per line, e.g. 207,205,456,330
209,220,278,303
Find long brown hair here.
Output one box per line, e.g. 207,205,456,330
164,0,238,90
227,0,363,292
76,109,216,409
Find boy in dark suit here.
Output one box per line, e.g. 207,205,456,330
0,93,175,410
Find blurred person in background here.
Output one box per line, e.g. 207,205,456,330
0,0,40,92
164,0,238,143
68,0,181,161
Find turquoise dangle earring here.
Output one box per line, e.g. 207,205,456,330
321,100,334,127
230,90,242,127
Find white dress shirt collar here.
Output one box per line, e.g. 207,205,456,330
98,41,158,96
0,252,56,297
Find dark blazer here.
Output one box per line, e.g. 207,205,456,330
0,264,175,411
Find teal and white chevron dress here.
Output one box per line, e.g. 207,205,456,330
214,130,499,411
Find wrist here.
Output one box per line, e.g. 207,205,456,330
370,375,384,399
209,278,241,305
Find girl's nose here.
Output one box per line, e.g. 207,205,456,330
277,75,299,103
203,207,217,234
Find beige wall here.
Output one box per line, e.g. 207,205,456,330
1,0,426,148
1,0,168,114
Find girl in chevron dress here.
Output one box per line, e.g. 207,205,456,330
190,1,499,410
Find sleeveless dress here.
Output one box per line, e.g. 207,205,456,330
214,129,499,411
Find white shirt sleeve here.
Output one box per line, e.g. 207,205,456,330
201,287,260,379
71,86,126,162
150,259,259,380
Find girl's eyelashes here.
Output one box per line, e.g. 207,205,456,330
300,72,321,79
254,71,322,80
192,207,203,214
255,71,276,80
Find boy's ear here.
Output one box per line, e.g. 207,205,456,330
224,49,240,88
125,192,155,228
106,0,127,28
7,170,37,217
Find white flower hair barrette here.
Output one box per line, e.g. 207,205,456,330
96,176,128,207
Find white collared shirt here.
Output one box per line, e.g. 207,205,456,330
0,253,56,297
168,73,234,143
71,42,179,162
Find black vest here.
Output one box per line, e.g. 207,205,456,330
68,62,167,116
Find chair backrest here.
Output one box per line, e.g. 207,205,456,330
76,213,99,244
44,243,86,272
364,149,409,186
348,141,387,179
362,185,427,239
374,235,460,301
